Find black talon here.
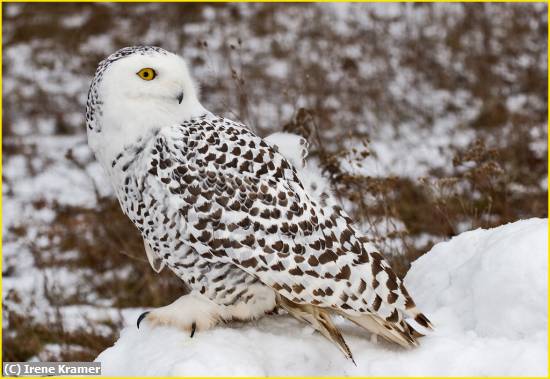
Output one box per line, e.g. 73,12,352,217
190,322,196,338
137,311,150,329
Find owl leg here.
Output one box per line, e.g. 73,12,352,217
137,291,228,337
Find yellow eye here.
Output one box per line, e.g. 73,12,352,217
137,68,156,81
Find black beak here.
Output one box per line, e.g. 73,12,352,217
177,92,184,104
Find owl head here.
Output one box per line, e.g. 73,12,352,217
86,46,205,161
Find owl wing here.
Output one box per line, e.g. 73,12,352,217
143,239,165,273
138,133,305,275
148,116,429,339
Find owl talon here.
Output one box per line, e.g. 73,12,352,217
137,311,150,329
139,292,225,336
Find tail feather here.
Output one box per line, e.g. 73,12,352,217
413,312,434,330
276,294,434,361
276,295,356,364
405,321,425,339
338,311,419,348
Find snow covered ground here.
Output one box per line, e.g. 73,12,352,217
96,218,548,376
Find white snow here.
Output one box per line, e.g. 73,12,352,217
96,218,548,376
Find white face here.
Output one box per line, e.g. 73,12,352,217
100,52,196,111
87,48,205,165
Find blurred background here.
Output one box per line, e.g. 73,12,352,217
2,3,547,361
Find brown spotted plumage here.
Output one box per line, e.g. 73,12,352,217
113,113,432,359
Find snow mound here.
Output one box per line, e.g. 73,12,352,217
406,217,547,341
96,219,548,376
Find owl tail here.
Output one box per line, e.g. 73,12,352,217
276,295,356,364
336,309,432,349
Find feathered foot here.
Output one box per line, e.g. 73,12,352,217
137,291,227,337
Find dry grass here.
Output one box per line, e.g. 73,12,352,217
3,305,121,362
3,197,188,362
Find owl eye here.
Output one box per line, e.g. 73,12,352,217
137,68,157,81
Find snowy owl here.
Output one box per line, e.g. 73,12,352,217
86,46,432,361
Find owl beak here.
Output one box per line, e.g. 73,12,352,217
176,91,184,104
